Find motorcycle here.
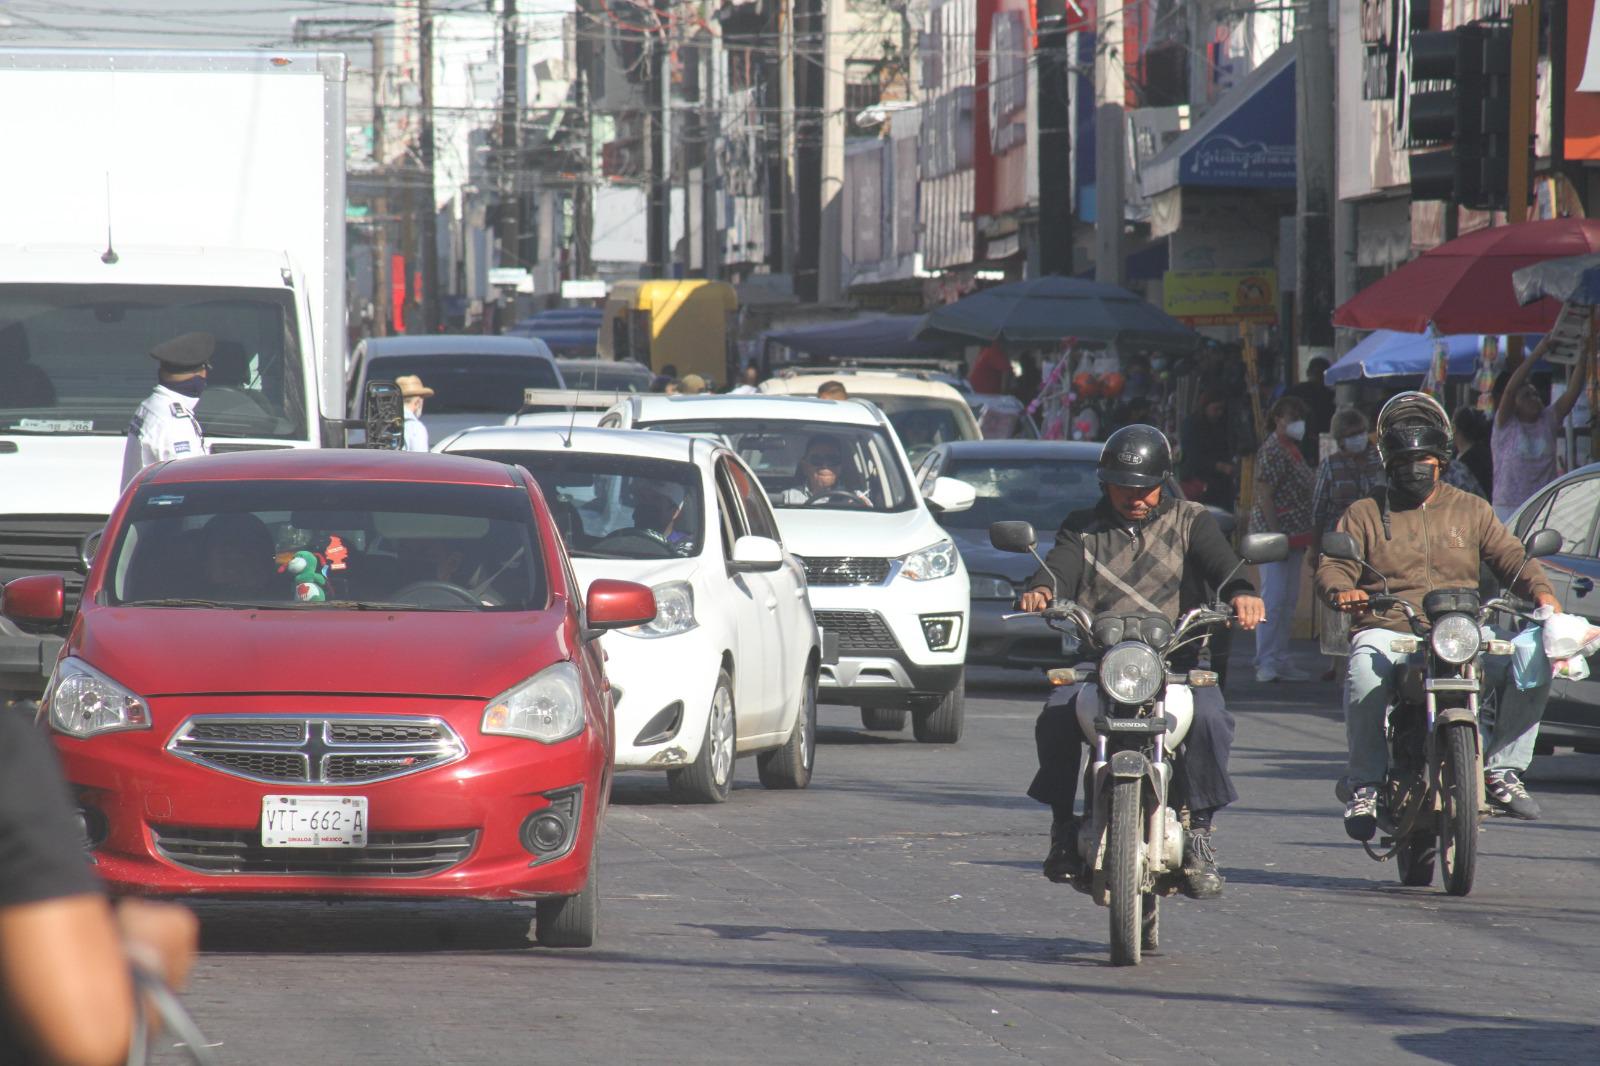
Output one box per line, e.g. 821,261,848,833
990,520,1288,965
1320,526,1560,897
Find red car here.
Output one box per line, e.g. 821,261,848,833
0,450,655,947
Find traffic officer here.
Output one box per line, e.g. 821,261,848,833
120,331,213,489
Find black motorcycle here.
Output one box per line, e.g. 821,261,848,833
1321,527,1559,896
992,520,1287,964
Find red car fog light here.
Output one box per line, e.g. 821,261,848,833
71,786,110,850
520,785,582,866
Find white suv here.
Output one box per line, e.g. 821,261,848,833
601,395,975,742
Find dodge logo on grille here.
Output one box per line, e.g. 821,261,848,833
352,757,418,767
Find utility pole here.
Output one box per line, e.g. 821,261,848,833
1295,0,1335,367
816,0,845,302
777,0,796,279
418,0,441,332
574,60,593,279
1186,0,1211,117
1093,0,1125,285
1036,0,1073,275
645,2,670,278
701,39,720,279
373,29,391,336
1507,0,1540,223
499,0,521,315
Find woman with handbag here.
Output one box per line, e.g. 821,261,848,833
1251,395,1317,683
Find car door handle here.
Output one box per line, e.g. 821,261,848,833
1575,577,1595,596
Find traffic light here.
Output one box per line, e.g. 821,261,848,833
1407,23,1512,210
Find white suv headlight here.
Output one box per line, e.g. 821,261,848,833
623,581,697,639
45,658,152,739
483,661,585,743
899,539,958,581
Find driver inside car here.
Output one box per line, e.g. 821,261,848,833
776,435,872,508
627,483,695,554
197,513,280,601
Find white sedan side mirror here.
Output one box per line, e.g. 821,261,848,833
924,476,976,514
730,535,785,573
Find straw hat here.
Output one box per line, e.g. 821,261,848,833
394,374,434,398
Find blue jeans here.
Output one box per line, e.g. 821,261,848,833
1254,550,1305,672
1343,627,1550,786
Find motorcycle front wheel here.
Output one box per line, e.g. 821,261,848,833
1107,777,1143,966
1438,721,1479,896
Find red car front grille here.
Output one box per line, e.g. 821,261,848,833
150,826,478,877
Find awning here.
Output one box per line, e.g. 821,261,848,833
1325,331,1545,383
1140,45,1296,198
761,315,963,363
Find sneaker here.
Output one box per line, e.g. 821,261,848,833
1181,828,1225,899
1344,785,1380,841
1042,817,1081,883
1254,666,1279,683
1485,770,1542,820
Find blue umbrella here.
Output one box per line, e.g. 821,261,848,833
1511,252,1600,306
915,275,1198,349
1324,331,1541,384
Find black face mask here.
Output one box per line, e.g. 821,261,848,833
1388,461,1437,506
164,375,207,400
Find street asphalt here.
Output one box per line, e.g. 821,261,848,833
173,641,1600,1065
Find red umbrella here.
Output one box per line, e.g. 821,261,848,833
1332,218,1600,334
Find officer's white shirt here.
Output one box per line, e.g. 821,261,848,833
120,385,206,489
403,407,430,452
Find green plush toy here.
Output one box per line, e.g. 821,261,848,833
283,550,328,603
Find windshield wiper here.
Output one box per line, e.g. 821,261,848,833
119,598,232,608
567,549,632,559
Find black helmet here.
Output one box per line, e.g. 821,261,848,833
1098,424,1171,488
1376,391,1452,465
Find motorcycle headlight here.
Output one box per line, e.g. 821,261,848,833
900,539,958,581
968,573,1015,600
1099,641,1164,706
622,581,696,639
1430,613,1481,665
44,658,151,739
483,661,585,743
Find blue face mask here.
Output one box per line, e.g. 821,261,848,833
166,375,207,400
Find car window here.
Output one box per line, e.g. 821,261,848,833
108,479,547,611
457,450,704,560
712,463,749,560
935,457,1103,532
864,395,977,463
641,417,915,512
1523,476,1600,555
720,455,780,541
915,449,944,493
364,353,560,415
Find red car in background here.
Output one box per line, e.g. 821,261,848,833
0,450,654,947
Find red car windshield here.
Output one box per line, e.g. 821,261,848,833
105,479,548,611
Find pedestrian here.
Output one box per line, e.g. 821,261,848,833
120,331,214,489
968,343,1011,394
1250,394,1316,683
1459,404,1491,499
1491,337,1585,522
679,372,708,395
1310,406,1384,680
817,380,848,401
731,365,761,394
0,709,199,1065
395,374,434,452
1285,356,1335,464
1178,390,1238,510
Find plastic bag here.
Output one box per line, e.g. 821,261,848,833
1554,656,1591,682
1511,624,1550,691
1541,611,1600,660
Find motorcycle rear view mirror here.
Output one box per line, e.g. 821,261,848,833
1238,532,1289,565
989,521,1036,554
1320,531,1362,562
1523,527,1562,560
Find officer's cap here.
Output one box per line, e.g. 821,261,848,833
150,331,217,370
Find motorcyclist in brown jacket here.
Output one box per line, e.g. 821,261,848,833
1315,392,1559,839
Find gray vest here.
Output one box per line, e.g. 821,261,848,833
1074,498,1204,620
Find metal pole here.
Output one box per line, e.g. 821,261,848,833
817,0,845,302
419,0,441,333
1093,0,1124,286
1508,0,1539,223
575,60,593,279
1295,0,1335,368
372,28,390,337
498,0,520,290
1036,1,1073,276
701,39,720,280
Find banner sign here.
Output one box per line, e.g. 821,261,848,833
1162,269,1280,325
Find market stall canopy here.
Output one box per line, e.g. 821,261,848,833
914,276,1199,349
1511,251,1600,306
1324,331,1545,383
762,315,961,363
1332,218,1600,334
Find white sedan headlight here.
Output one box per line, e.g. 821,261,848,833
1430,614,1481,665
483,661,585,743
900,539,959,581
623,581,697,639
45,658,151,739
968,573,1016,600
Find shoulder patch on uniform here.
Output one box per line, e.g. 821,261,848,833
173,441,192,455
170,402,187,418
128,413,144,433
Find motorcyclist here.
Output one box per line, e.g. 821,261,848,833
1019,424,1266,899
1315,391,1560,840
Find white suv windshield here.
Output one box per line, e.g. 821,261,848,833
641,418,914,512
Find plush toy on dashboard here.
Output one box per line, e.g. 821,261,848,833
281,550,328,602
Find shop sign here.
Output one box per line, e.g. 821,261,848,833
1568,0,1600,159
1162,269,1279,325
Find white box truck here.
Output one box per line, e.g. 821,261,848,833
0,48,347,699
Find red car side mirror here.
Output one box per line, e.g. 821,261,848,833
584,579,656,634
1,574,66,625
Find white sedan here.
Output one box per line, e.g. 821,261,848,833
439,425,820,802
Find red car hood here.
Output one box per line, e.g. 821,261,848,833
70,607,572,699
